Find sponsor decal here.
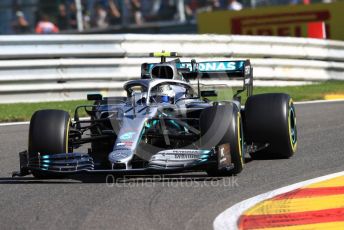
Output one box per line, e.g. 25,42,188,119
231,11,330,37
150,149,210,162
112,152,128,159
171,150,200,154
244,78,251,84
175,154,198,159
198,2,344,40
218,144,232,170
178,61,243,72
110,149,132,162
119,131,136,140
146,61,244,75
245,65,251,75
219,147,227,163
117,141,133,147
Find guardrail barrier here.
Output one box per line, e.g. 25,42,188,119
0,34,343,103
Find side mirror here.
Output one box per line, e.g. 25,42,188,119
200,90,218,97
87,94,103,101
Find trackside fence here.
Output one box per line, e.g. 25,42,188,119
0,34,343,103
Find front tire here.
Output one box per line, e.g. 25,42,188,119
200,103,244,176
28,109,71,178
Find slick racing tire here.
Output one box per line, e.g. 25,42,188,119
200,103,244,176
28,110,71,179
245,93,297,159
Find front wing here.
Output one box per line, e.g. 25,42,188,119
13,148,234,177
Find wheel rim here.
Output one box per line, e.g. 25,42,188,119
237,112,244,165
288,102,297,151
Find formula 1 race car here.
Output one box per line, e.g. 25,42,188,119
13,52,297,178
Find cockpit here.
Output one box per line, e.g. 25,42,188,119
124,80,195,105
149,82,194,104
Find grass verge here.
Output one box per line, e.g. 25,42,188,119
0,100,87,122
0,81,344,122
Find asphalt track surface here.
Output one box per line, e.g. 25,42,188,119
0,101,343,230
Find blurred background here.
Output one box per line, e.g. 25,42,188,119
1,0,340,37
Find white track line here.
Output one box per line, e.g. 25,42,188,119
0,117,90,127
0,99,344,127
295,98,344,104
0,121,30,126
213,171,344,230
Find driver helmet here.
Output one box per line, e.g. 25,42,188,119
156,85,175,103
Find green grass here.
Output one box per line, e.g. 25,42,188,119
250,80,344,102
216,80,344,102
0,81,344,122
0,100,87,122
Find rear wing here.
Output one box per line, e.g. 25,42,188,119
141,58,253,97
180,60,253,97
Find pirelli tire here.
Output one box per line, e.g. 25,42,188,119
200,103,244,176
245,93,297,159
28,109,71,178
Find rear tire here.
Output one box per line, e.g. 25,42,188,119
245,93,297,159
29,109,71,178
200,103,244,176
